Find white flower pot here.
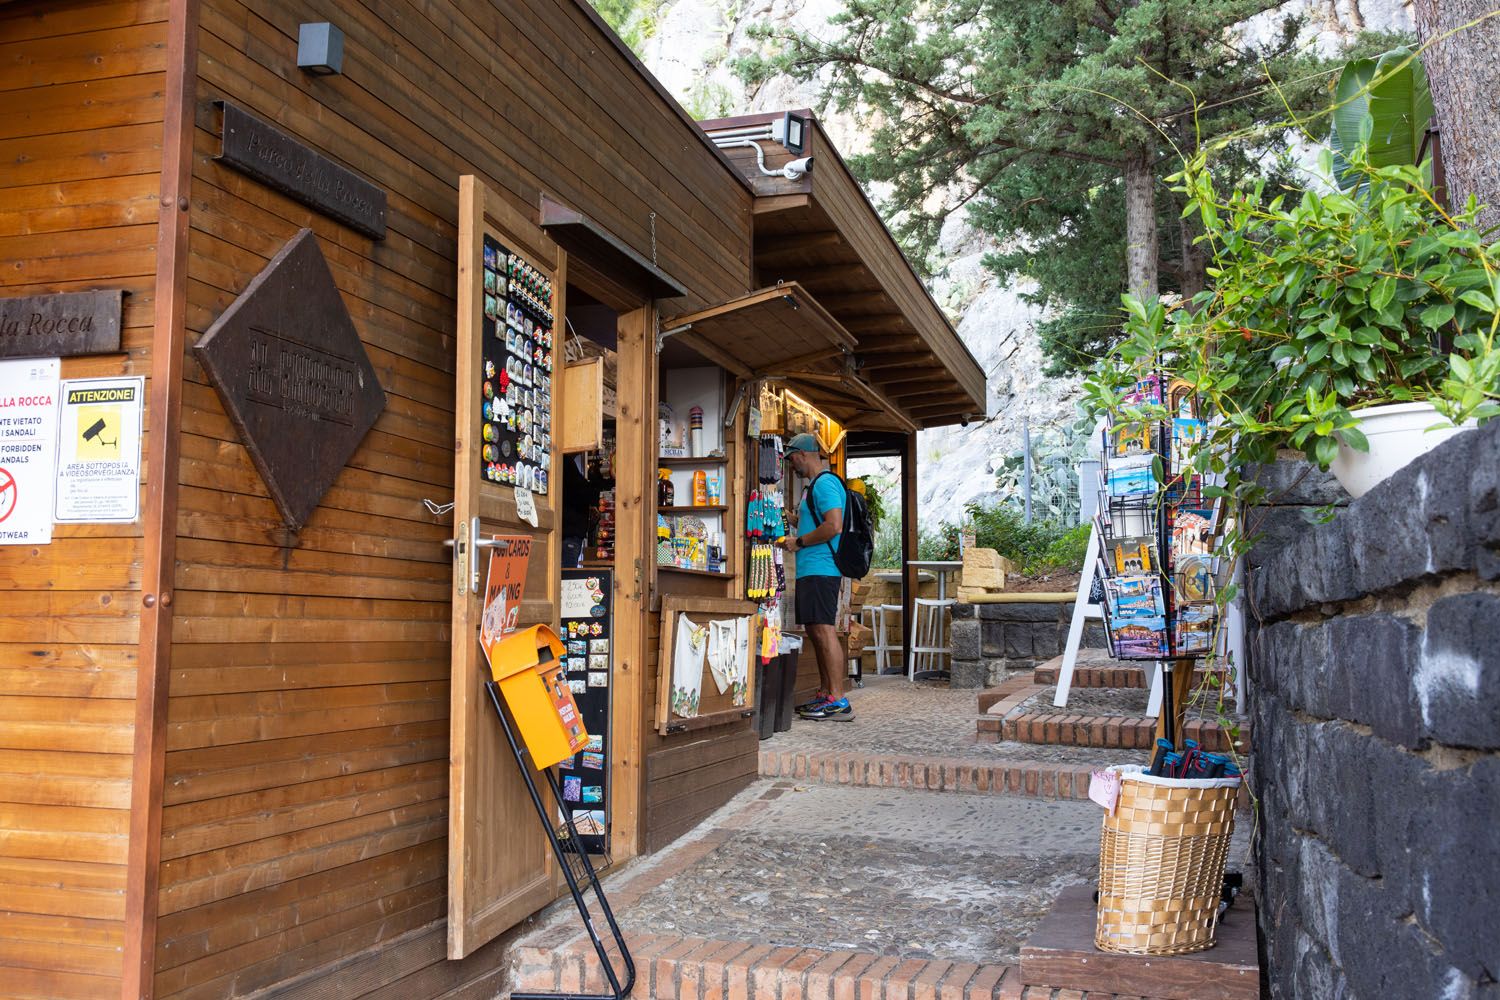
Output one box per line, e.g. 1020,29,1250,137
1330,401,1476,498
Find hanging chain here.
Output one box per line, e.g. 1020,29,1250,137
649,211,658,266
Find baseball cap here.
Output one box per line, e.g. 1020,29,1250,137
784,433,821,455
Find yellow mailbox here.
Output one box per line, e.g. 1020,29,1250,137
486,623,590,769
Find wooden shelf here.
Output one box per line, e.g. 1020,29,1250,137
657,456,728,467
658,565,734,579
660,505,727,514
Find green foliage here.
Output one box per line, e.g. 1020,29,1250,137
736,0,1379,374
918,523,961,561
588,0,664,51
1330,45,1433,190
966,503,1087,575
1089,143,1500,478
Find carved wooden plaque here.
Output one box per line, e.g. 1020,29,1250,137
0,290,124,359
194,229,386,530
216,101,387,240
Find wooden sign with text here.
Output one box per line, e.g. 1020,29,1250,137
0,290,124,359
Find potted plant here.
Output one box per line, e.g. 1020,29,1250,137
1091,143,1500,499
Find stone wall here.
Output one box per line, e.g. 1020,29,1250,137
1249,422,1500,999
950,600,1107,688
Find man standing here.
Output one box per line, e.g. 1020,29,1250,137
779,433,852,721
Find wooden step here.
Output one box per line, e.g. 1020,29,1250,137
1021,884,1260,1000
995,712,1248,753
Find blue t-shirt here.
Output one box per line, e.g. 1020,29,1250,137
796,473,845,578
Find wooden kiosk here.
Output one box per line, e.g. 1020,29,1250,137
0,3,985,998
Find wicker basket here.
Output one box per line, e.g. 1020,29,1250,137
1095,765,1239,956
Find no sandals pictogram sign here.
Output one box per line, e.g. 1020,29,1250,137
0,467,16,523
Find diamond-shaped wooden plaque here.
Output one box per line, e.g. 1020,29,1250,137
194,228,386,531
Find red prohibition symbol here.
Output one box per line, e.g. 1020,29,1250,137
0,467,16,523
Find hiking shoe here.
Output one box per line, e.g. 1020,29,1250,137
799,697,853,721
795,692,833,714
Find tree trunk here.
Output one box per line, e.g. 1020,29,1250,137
1414,0,1500,232
1178,214,1206,300
1124,151,1158,300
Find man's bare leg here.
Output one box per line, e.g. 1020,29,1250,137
807,622,844,701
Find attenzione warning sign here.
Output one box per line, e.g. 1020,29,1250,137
0,357,60,544
55,376,144,523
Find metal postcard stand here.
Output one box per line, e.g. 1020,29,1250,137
484,681,636,1000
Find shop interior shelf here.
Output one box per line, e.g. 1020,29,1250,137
657,455,729,466
660,505,727,513
658,565,733,578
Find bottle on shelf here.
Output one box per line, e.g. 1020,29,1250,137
658,468,675,507
692,470,708,506
706,473,721,506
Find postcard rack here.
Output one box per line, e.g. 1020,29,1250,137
1093,375,1222,663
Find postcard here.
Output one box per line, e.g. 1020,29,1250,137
1168,378,1197,419
1173,553,1216,602
562,776,581,802
567,640,587,657
1111,421,1154,458
568,656,587,673
581,785,603,804
581,751,604,770
1110,616,1169,657
588,654,608,672
1171,507,1215,562
568,679,587,695
1174,605,1216,654
1171,418,1205,471
587,671,608,688
589,639,610,654
1105,574,1166,619
1106,536,1157,575
1123,374,1163,407
573,811,606,836
586,735,603,753
1107,454,1156,497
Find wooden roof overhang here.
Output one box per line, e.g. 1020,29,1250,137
699,111,987,431
660,282,918,433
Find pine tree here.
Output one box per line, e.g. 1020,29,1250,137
738,1,1387,374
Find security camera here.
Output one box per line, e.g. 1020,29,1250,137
782,157,814,180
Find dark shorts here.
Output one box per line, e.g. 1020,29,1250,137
795,574,841,626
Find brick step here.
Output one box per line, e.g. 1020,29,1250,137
982,712,1249,754
1032,663,1230,690
759,748,1097,801
517,928,1162,1000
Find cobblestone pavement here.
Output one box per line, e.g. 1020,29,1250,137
613,782,1103,966
765,675,1138,767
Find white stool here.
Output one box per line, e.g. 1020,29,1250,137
907,598,956,680
859,604,902,675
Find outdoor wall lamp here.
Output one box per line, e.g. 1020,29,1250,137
298,22,345,75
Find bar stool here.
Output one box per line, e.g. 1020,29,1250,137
858,604,903,675
907,598,956,680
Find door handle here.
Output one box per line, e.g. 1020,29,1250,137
446,516,506,595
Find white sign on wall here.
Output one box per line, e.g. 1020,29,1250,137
0,357,60,544
54,376,144,523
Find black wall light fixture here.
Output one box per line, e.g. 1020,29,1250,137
298,22,345,75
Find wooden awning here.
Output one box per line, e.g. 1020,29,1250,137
540,194,688,300
659,282,856,379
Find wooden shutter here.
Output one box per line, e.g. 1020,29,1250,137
447,176,567,958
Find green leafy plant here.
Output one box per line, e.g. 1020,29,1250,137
1093,144,1500,476
1329,45,1433,190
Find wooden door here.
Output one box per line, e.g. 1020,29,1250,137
448,176,567,959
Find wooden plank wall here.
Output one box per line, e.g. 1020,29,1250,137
0,2,167,997
153,0,752,997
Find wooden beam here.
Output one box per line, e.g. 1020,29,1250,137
753,230,844,258
764,263,874,287
854,335,923,354
815,291,898,314
843,315,911,336
670,330,755,379
126,0,197,996
759,346,850,375
884,377,958,397
753,194,811,215
859,352,939,371
792,372,918,434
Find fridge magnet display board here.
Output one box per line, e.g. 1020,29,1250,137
558,568,613,853
655,595,758,735
478,233,555,494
